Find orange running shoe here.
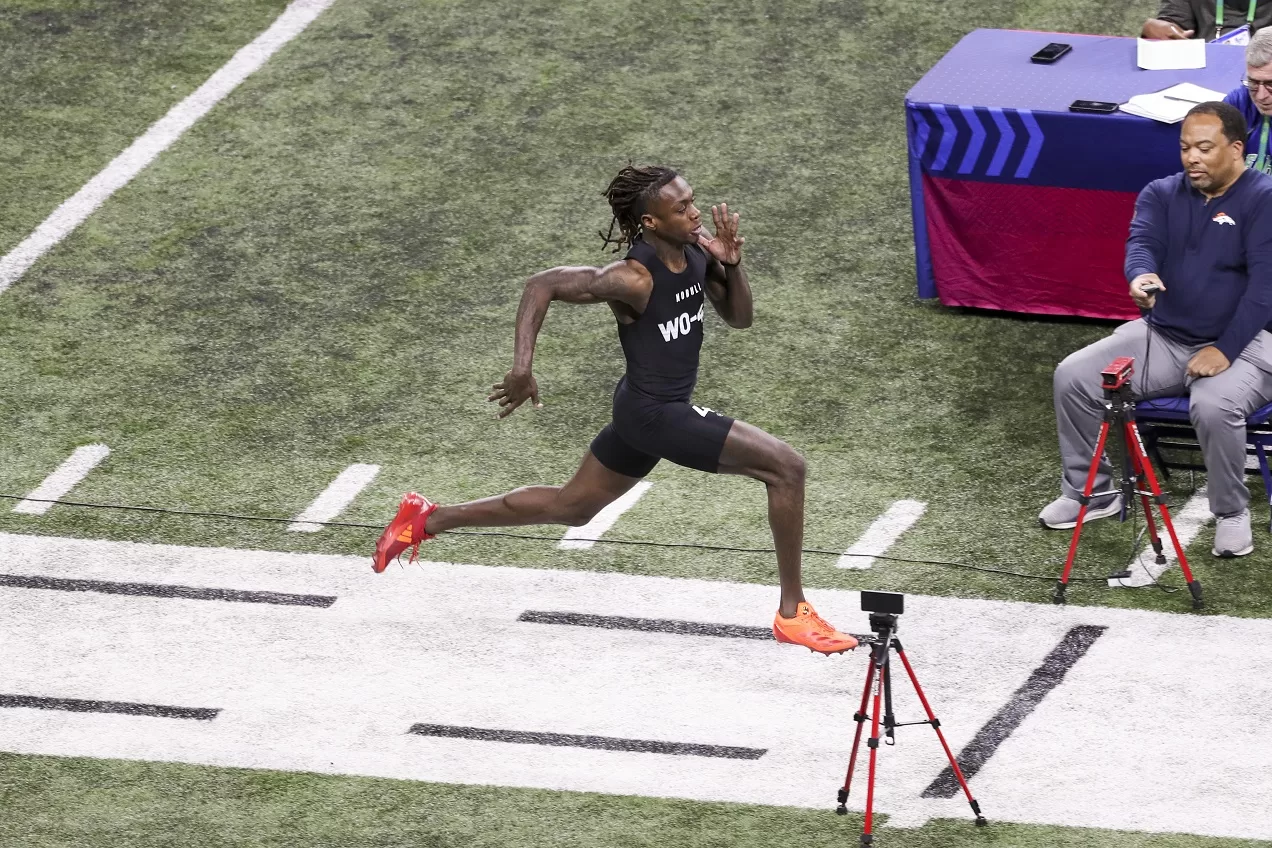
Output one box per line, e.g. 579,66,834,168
372,492,439,573
773,602,859,654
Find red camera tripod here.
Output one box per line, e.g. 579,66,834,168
835,611,986,845
1052,356,1203,609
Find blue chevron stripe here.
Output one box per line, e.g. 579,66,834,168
913,109,932,166
912,103,1046,181
1015,109,1044,179
931,104,957,172
987,107,1014,177
958,105,986,174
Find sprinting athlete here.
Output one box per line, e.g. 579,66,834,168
373,165,857,654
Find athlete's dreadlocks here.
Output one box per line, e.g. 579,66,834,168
598,164,679,252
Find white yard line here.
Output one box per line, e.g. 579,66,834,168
836,500,927,569
1108,488,1212,588
11,445,111,515
287,464,380,533
2,531,1272,839
558,481,653,550
0,0,337,293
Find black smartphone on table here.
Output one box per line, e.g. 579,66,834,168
1069,99,1120,113
1031,42,1072,63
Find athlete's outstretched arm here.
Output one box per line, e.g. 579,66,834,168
698,203,753,329
488,261,652,418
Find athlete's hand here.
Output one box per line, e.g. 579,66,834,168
697,203,744,266
489,368,543,418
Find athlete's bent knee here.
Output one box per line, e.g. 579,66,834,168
557,499,606,527
773,446,806,489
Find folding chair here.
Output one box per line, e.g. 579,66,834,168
1136,396,1272,531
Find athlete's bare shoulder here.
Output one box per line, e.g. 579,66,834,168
615,257,654,288
528,260,652,311
592,259,652,312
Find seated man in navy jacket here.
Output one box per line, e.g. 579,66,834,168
1041,102,1272,557
1223,27,1272,174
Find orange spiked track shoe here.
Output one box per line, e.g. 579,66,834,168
372,492,439,573
773,602,859,654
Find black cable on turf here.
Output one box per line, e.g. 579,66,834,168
1105,434,1169,594
1110,521,1181,595
0,493,1110,583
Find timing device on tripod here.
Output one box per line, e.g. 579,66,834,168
835,591,986,845
1052,356,1203,609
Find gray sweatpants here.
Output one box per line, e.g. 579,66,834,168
1055,319,1272,517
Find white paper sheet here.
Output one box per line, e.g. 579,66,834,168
1136,37,1207,70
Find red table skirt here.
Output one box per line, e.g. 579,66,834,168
922,174,1139,321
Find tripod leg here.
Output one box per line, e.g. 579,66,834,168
882,653,896,746
1139,490,1166,565
1126,421,1167,569
1128,421,1204,609
1056,420,1113,604
861,658,885,847
1104,481,1161,581
838,655,877,814
894,644,988,827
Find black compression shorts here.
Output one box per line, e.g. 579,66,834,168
589,378,735,478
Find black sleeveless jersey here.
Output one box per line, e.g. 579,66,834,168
619,237,709,402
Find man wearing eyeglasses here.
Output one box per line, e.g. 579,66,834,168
1224,28,1272,173
1144,0,1272,41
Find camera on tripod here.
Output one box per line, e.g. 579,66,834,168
1100,356,1135,391
837,589,987,840
1053,355,1205,610
861,590,903,635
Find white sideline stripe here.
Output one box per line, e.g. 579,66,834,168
287,464,381,533
0,0,337,293
836,499,927,569
1109,488,1212,588
12,444,111,515
558,482,653,550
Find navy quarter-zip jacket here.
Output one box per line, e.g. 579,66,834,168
1124,168,1272,363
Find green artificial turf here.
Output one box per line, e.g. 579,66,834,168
1,753,1268,848
0,0,289,256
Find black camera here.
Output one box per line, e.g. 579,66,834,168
862,591,904,638
861,590,904,615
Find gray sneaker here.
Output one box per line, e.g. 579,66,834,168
1038,494,1123,530
1213,508,1254,558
